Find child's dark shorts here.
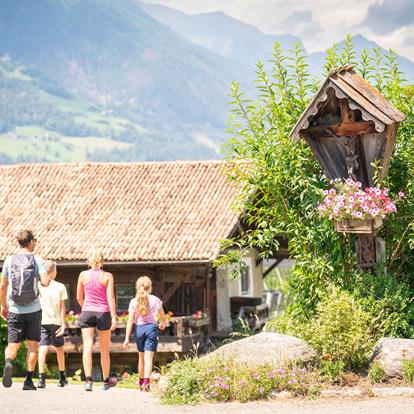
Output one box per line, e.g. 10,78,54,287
135,323,159,352
40,324,65,347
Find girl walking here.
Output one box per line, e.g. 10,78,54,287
77,250,117,391
123,276,165,391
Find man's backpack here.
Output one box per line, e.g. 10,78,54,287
9,254,39,305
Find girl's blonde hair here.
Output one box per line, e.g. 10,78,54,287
88,249,104,269
135,276,152,316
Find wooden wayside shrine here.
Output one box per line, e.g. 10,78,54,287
290,66,405,269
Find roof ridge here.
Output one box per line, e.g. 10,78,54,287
0,159,228,169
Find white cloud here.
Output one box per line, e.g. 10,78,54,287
140,0,414,61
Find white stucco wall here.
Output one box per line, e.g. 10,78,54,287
217,249,265,331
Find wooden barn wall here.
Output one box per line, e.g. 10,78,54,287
57,263,211,317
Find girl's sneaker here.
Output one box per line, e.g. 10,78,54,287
103,377,117,391
84,380,93,392
136,379,144,391
142,379,151,392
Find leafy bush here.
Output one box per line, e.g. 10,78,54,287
402,359,414,383
268,288,373,368
216,34,414,347
351,272,414,339
161,357,320,405
319,358,345,384
368,361,386,383
161,358,204,405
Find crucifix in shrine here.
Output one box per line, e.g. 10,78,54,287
290,66,405,270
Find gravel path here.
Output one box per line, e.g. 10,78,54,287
2,383,414,414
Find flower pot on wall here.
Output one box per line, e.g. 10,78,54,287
334,216,383,233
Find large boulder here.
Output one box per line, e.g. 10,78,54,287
207,332,316,366
371,338,414,377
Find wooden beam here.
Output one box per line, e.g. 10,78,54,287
162,281,182,305
305,121,375,138
263,258,283,278
340,99,355,123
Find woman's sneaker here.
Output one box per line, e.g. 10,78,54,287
103,377,117,391
57,378,68,387
84,380,93,392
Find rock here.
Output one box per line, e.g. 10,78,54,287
207,332,316,366
372,386,414,397
320,388,365,398
371,337,414,377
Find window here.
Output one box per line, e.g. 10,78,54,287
116,283,135,312
240,266,250,295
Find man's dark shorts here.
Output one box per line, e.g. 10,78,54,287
80,311,111,330
7,310,42,343
40,324,64,347
135,323,159,352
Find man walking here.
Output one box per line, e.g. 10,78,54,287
0,230,49,390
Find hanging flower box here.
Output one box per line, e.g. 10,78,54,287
318,178,405,233
334,216,383,234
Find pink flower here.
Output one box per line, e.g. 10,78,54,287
69,310,74,316
398,191,405,198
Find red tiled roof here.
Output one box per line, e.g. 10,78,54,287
0,161,240,262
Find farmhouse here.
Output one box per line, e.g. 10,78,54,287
0,161,287,368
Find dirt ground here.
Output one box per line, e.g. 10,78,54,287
2,383,414,414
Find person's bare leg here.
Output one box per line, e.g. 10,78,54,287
26,341,39,372
38,345,48,374
81,328,95,379
144,351,154,379
98,329,111,379
2,343,21,388
56,346,65,372
138,352,145,379
5,342,21,360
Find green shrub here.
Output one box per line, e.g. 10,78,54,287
161,358,204,405
368,361,386,383
268,288,373,369
161,357,320,404
352,272,414,339
402,359,414,383
319,358,345,384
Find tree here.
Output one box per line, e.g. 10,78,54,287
216,36,414,337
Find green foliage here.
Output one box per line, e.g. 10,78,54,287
219,35,414,348
402,358,414,383
268,289,373,368
319,359,345,384
161,358,204,405
368,361,386,383
161,356,320,404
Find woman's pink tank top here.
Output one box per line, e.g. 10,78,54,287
82,269,110,312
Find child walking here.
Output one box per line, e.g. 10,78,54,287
37,260,68,388
123,276,165,391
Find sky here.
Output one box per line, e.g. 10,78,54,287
141,0,414,61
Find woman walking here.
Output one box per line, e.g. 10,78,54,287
77,250,117,391
123,276,165,391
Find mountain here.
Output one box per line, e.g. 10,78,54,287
0,0,253,161
140,2,301,71
308,35,414,82
0,55,142,163
0,1,413,164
